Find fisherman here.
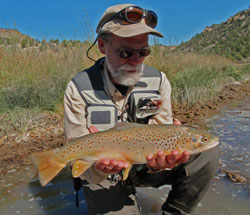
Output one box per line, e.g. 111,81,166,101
64,4,219,215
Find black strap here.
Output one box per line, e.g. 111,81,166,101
73,177,83,208
76,190,79,208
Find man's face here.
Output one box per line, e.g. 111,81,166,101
99,34,149,86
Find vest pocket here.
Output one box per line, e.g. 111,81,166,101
86,104,118,131
127,91,162,123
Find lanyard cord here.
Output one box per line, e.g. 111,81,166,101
86,37,98,62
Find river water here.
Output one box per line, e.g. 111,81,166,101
194,98,250,215
0,98,249,215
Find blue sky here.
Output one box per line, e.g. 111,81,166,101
0,0,249,45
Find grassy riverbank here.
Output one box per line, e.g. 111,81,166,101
0,43,250,135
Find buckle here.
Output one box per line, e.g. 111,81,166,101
108,173,122,184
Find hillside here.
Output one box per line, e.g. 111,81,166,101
178,6,250,62
0,28,39,47
0,29,29,38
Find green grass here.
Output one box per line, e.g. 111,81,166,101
171,64,250,105
171,66,225,105
0,43,101,112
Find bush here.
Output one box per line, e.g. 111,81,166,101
21,39,30,48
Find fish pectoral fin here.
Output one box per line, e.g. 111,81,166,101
122,164,132,181
72,160,92,178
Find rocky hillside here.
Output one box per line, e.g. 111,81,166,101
178,6,250,62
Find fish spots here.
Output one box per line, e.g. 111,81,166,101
53,124,214,173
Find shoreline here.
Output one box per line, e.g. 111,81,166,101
173,79,250,127
0,79,250,174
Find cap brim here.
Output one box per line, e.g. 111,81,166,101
112,23,164,38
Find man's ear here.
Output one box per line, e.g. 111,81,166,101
97,38,106,54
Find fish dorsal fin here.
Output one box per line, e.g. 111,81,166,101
72,160,92,178
112,122,143,130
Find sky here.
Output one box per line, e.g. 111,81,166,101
0,0,249,45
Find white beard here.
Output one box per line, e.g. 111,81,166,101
106,58,144,86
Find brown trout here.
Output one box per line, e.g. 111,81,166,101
31,122,219,186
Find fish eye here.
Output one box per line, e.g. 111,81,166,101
202,137,208,142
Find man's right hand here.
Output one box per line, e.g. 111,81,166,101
89,126,129,174
95,159,129,174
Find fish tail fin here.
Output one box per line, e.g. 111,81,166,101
30,150,66,186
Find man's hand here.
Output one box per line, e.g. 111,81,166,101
146,150,190,171
95,159,130,174
173,118,182,125
89,127,130,174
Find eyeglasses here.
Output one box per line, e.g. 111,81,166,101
106,6,158,29
116,47,151,59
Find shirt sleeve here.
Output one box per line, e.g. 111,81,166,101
64,81,89,139
64,81,109,183
149,72,173,125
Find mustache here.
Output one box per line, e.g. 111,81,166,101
119,64,142,72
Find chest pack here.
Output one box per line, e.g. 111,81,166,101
72,58,162,130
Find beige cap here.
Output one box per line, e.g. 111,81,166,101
96,4,164,38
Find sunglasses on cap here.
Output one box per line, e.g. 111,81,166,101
116,47,151,59
106,6,158,29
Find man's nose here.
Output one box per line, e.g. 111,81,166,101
128,52,144,65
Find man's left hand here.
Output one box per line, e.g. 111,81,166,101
146,150,190,171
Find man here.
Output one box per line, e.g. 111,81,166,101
64,4,219,215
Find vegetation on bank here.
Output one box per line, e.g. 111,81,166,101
0,37,249,135
178,7,250,62
146,46,250,105
0,41,97,112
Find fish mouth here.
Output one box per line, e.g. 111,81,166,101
205,138,219,150
191,137,219,155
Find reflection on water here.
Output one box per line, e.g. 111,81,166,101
0,98,249,215
0,168,88,215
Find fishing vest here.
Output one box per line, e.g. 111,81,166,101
72,57,162,131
